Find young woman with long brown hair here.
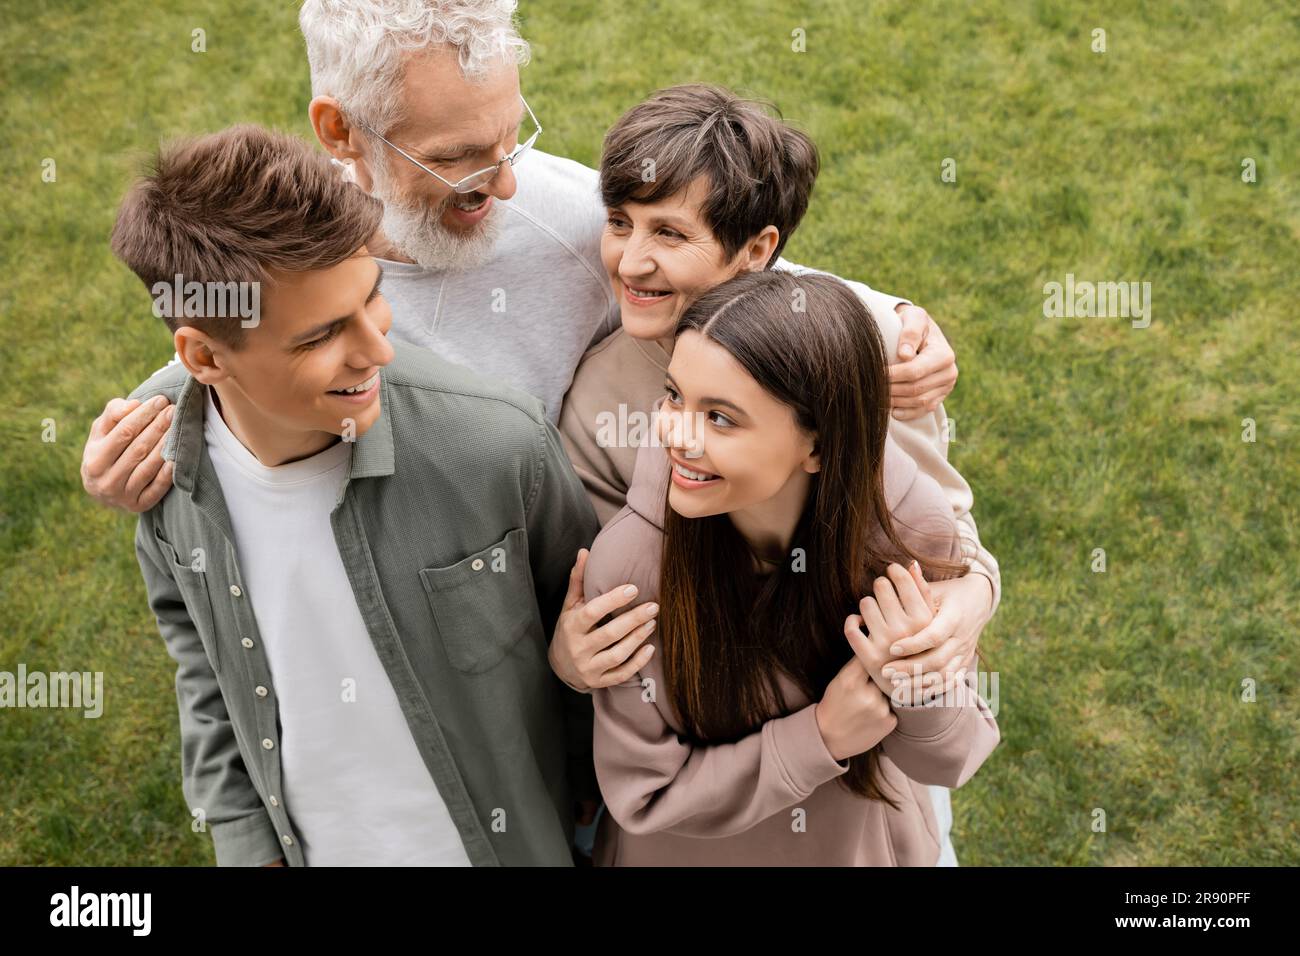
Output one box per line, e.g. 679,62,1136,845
582,269,1000,865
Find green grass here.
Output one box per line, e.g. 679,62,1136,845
2,0,1297,865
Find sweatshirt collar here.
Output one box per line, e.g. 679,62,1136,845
630,335,672,374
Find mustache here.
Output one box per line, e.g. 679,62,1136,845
391,190,489,220
446,190,489,209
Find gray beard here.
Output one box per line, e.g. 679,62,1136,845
370,159,504,272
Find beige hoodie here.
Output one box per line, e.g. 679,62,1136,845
582,437,1001,866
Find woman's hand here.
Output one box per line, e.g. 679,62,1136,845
814,657,898,762
845,562,953,705
880,572,994,698
81,395,176,512
548,549,658,692
888,306,958,420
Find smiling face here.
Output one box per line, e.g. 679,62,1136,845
179,251,395,455
657,330,820,550
360,49,527,269
602,176,757,342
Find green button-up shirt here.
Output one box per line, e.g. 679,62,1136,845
128,340,600,866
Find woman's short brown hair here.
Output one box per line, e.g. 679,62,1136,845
110,124,383,348
599,84,820,268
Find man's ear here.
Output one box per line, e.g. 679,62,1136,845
309,96,378,194
174,327,232,384
741,226,781,272
308,96,364,162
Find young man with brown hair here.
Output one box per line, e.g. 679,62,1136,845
114,124,600,866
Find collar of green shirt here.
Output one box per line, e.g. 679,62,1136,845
162,372,397,494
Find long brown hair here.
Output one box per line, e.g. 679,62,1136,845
659,270,967,804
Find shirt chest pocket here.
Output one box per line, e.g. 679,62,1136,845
418,528,538,675
156,526,222,675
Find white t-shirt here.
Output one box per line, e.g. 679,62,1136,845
203,387,471,866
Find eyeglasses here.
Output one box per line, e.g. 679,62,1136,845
359,95,542,194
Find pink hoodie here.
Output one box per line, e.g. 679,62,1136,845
583,436,1000,866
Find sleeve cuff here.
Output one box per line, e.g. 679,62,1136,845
211,809,284,867
768,703,851,795
889,697,966,741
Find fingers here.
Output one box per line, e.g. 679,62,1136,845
85,396,170,480
849,613,900,698
895,305,931,360
134,460,175,512
891,671,947,707
122,424,171,501
916,683,953,706
99,402,175,501
843,613,878,669
885,607,954,657
590,616,657,678
882,653,954,705
888,333,957,411
883,635,963,684
908,559,936,611
858,596,889,648
890,366,957,398
887,347,949,386
110,395,172,452
889,334,958,385
563,549,589,611
891,384,955,415
890,370,958,401
890,320,957,412
871,574,905,628
555,585,657,691
592,598,659,647
592,641,656,689
886,562,929,622
916,667,965,705
887,644,973,706
89,397,141,439
888,404,936,422
577,582,643,632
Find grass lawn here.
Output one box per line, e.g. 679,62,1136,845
1,0,1296,865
